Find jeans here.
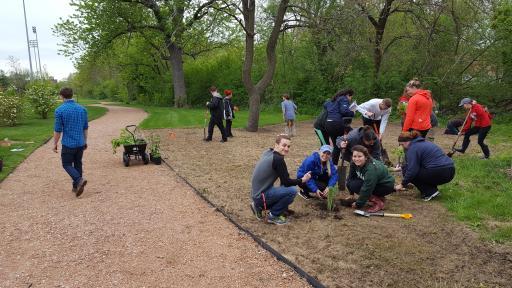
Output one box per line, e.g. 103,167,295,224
460,126,491,158
254,186,297,217
61,145,85,188
225,119,233,137
409,166,455,197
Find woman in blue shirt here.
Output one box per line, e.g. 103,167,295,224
324,88,355,165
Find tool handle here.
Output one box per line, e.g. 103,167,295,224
383,213,402,217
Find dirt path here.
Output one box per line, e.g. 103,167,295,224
157,119,512,288
0,105,309,287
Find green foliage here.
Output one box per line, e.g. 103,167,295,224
148,134,161,158
327,186,337,212
111,129,145,154
0,86,23,126
25,80,59,119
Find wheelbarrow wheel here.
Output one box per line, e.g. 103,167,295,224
143,152,149,165
123,153,130,167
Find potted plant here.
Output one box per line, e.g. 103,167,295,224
111,129,135,154
148,134,162,165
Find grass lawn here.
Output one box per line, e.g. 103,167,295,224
0,104,107,182
118,105,315,129
443,117,512,243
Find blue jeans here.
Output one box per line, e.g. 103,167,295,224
254,186,297,217
61,145,85,188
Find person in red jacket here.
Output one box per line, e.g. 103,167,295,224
455,98,492,159
402,79,433,138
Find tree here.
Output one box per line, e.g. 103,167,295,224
54,0,222,107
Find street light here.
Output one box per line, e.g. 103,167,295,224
32,26,43,77
29,40,39,77
22,0,34,80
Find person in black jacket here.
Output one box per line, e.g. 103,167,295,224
223,89,235,137
205,86,228,142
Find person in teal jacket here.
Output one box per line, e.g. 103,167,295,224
347,145,395,212
297,145,338,199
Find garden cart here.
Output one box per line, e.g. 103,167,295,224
122,125,149,167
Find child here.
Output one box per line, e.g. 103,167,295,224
223,89,235,137
281,93,297,136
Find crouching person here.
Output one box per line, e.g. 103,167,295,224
394,131,455,201
297,145,338,200
347,145,395,212
250,134,311,225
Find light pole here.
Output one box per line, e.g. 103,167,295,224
29,40,39,77
22,0,34,80
32,26,43,77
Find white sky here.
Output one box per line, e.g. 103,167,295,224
0,0,76,81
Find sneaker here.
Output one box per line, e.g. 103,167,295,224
267,213,287,225
479,155,489,160
250,202,262,221
454,148,464,153
220,139,228,142
76,178,87,198
203,138,212,142
72,187,77,193
422,191,440,202
298,189,312,200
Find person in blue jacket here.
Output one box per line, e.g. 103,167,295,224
394,130,455,201
323,88,355,165
297,145,338,200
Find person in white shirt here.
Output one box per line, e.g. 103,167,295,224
356,98,392,139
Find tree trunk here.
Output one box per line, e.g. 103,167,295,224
247,89,261,131
168,43,187,108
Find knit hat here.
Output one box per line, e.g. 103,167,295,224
320,145,333,154
459,98,472,106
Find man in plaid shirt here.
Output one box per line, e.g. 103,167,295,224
53,88,89,197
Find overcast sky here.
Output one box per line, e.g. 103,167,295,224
0,0,76,80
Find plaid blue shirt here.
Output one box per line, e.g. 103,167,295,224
54,99,88,148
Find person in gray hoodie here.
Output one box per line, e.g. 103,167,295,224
336,126,382,162
205,86,228,142
250,134,311,225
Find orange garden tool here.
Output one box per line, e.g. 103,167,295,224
354,210,413,219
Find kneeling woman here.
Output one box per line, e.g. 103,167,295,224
297,145,338,199
347,145,395,212
395,131,455,201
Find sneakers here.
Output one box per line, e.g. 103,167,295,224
267,213,287,225
422,191,440,202
479,155,489,160
298,189,312,200
250,202,263,221
454,148,465,153
72,187,77,193
76,178,87,197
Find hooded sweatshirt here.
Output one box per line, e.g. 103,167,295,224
401,137,454,186
402,89,433,132
348,159,395,208
297,151,338,192
207,91,224,119
336,127,382,161
462,103,492,132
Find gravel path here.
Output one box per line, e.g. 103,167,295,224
0,105,309,287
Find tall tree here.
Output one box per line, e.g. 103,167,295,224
54,0,221,107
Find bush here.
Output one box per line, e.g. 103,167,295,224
26,80,58,119
0,86,23,126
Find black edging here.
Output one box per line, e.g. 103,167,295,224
161,159,326,288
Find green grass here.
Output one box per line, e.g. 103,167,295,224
0,104,107,182
116,104,314,129
442,121,512,243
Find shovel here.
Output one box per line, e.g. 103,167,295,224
354,209,413,219
446,110,471,158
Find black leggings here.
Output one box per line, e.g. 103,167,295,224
409,166,455,197
325,120,345,165
346,178,395,197
460,126,491,158
299,172,330,193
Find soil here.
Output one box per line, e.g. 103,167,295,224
0,105,309,287
156,118,512,288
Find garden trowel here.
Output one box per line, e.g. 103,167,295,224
354,210,413,219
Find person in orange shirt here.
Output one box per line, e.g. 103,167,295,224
454,98,492,159
402,79,433,138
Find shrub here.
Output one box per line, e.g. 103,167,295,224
25,80,58,119
0,86,23,126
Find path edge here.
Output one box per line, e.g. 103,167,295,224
161,159,326,288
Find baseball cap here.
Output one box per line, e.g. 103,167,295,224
459,98,472,106
320,145,333,154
